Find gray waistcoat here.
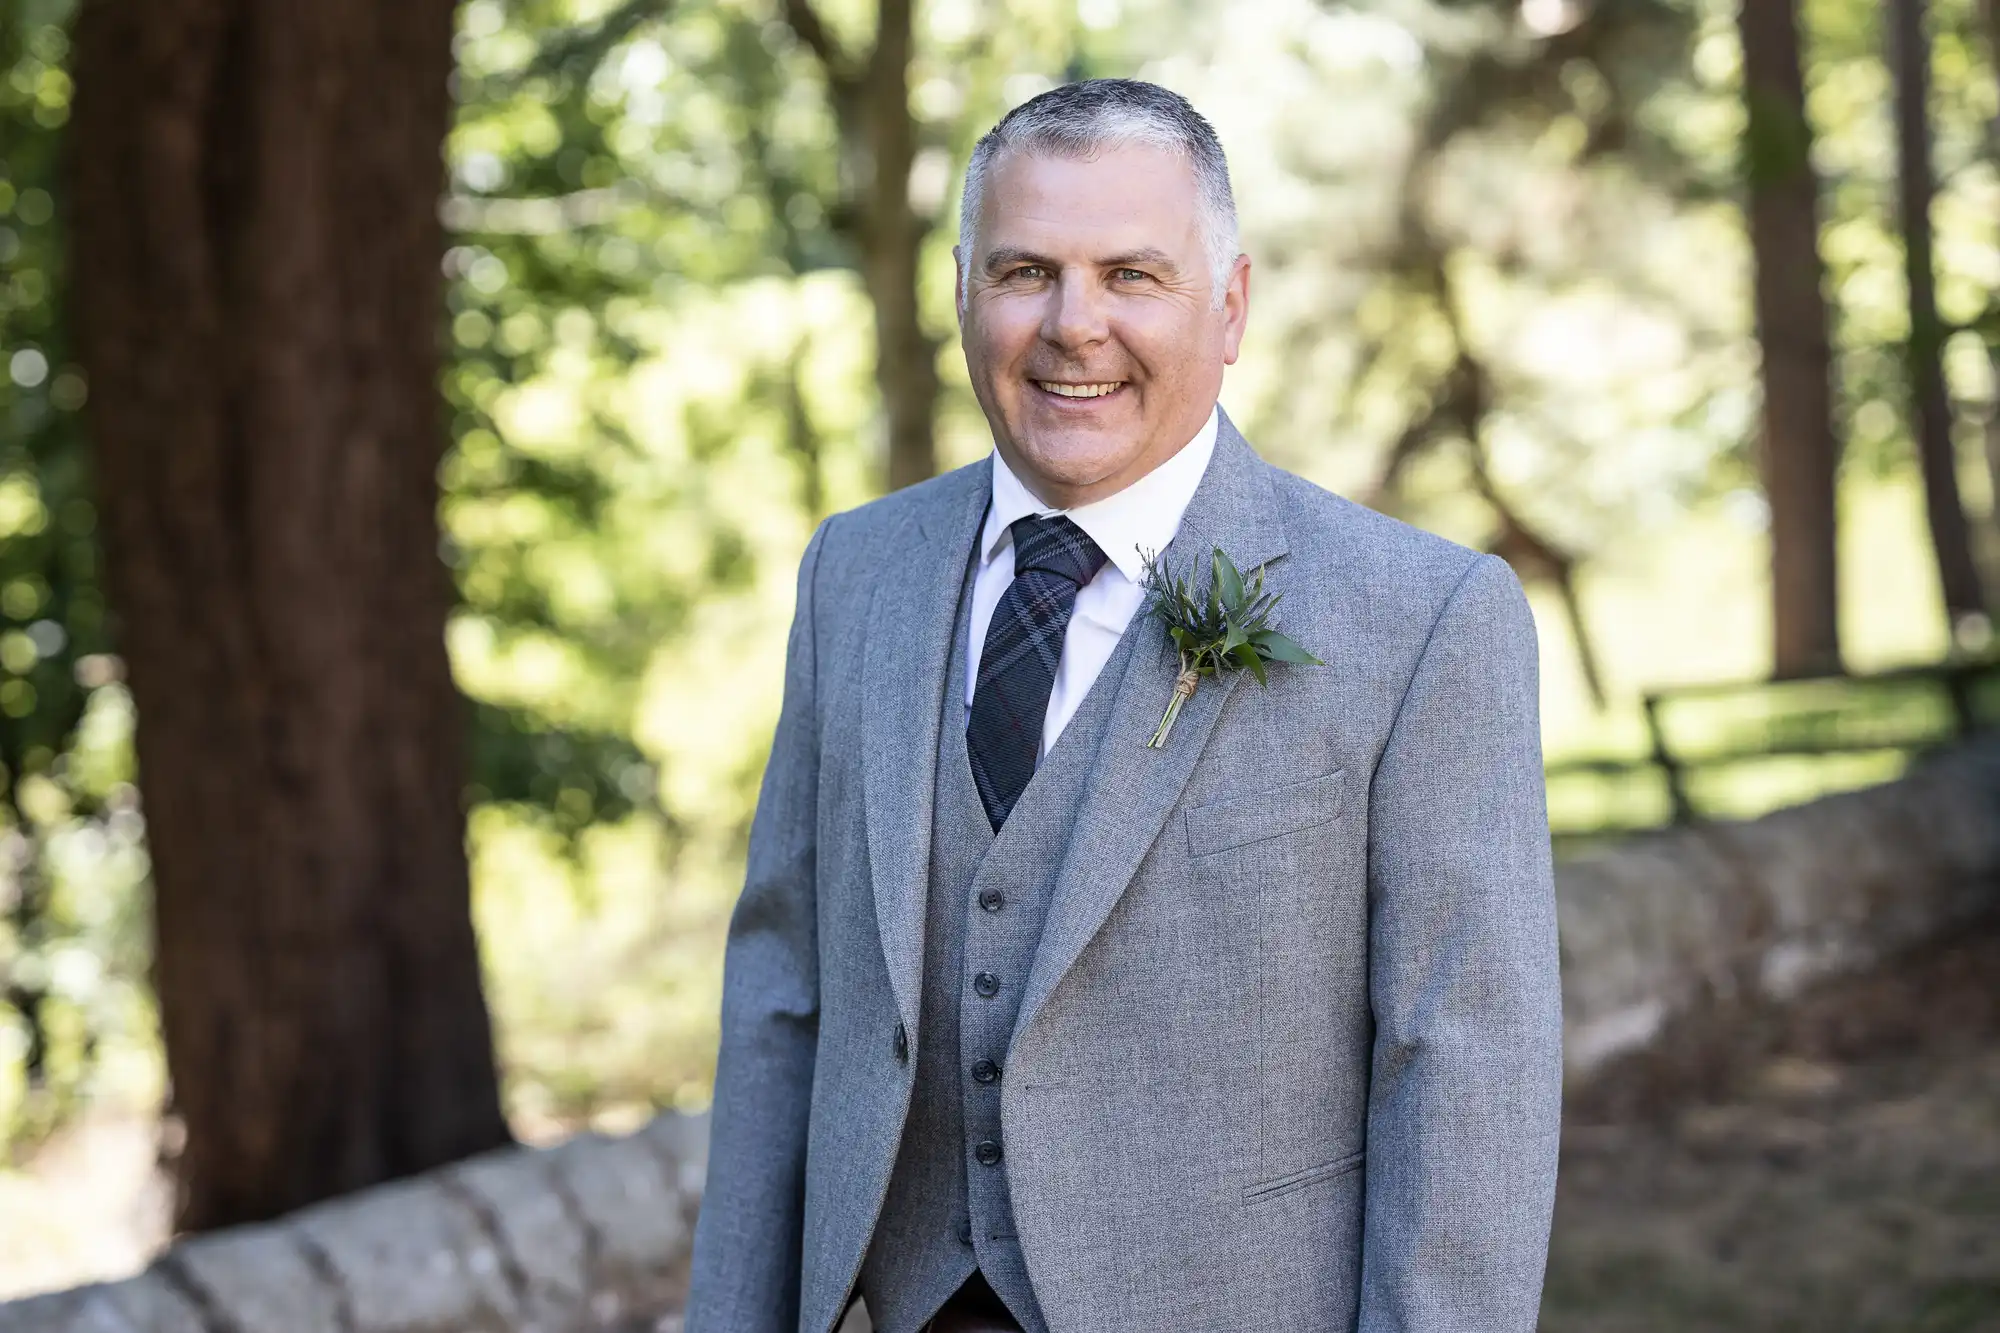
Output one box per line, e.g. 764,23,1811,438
858,551,1132,1333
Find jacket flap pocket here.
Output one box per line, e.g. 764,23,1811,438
1184,767,1346,856
1242,1148,1366,1204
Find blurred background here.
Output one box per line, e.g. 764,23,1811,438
0,0,1997,1325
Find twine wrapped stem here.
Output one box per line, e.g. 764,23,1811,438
1147,660,1202,749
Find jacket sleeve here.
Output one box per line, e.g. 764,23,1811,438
1356,553,1564,1333
685,518,833,1333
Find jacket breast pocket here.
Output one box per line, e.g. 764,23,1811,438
1182,767,1346,857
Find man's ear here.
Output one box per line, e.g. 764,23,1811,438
1222,254,1251,366
953,246,967,329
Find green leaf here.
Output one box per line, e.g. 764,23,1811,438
1232,640,1268,685
1213,546,1245,610
1250,629,1322,665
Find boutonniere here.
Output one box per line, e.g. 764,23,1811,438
1138,545,1323,749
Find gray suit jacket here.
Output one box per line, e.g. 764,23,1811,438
686,412,1563,1333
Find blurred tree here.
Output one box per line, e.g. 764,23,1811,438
1255,0,1704,708
1739,0,1844,676
67,0,510,1230
450,0,1021,501
1973,0,2000,554
1254,0,2000,692
780,0,938,489
1891,0,1988,631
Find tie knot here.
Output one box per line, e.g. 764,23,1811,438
1010,514,1108,589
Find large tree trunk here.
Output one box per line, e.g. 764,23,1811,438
68,0,511,1232
1738,0,1844,677
1891,0,1988,630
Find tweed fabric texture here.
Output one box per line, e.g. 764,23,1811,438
856,551,986,1330
685,412,1563,1333
860,548,1127,1332
966,515,1108,829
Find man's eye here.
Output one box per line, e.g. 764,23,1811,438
1116,268,1149,282
1013,265,1048,280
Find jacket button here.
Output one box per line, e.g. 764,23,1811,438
972,1058,999,1084
973,971,1000,997
893,1022,908,1064
978,889,1004,912
975,1139,1003,1166
958,1219,973,1245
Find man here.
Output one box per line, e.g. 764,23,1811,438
686,79,1562,1333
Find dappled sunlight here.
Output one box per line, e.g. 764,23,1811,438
0,1113,166,1302
470,805,738,1138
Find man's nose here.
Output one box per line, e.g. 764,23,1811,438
1040,270,1108,352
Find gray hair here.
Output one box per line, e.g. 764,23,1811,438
957,78,1241,311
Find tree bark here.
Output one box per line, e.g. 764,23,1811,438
854,0,939,492
785,0,940,490
1891,0,1988,629
67,0,511,1231
1738,0,1844,676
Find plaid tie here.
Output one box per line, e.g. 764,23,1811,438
967,514,1109,830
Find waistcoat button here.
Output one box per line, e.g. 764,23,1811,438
975,1139,1003,1166
978,889,1004,912
973,971,1000,997
893,1022,908,1063
972,1058,999,1084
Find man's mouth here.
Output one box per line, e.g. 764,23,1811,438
1032,380,1125,400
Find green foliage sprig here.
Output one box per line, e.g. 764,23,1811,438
1138,546,1322,748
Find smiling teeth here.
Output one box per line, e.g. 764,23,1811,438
1037,381,1121,398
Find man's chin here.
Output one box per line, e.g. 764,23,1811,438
1006,437,1142,496
1013,407,1133,452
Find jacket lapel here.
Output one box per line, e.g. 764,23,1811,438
1014,411,1289,1049
863,463,991,1040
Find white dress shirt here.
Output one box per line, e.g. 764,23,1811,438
964,406,1219,757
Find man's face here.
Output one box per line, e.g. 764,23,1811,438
956,143,1250,509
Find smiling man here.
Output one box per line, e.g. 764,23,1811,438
686,79,1563,1333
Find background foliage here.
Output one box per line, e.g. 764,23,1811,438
1,0,1995,1177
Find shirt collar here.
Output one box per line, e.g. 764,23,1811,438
979,405,1220,584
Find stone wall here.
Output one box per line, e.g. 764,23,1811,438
3,740,1996,1332
0,1113,709,1333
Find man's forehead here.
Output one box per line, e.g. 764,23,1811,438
977,145,1202,252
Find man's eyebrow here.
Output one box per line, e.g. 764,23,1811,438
1100,247,1179,271
981,246,1058,274
978,246,1184,275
